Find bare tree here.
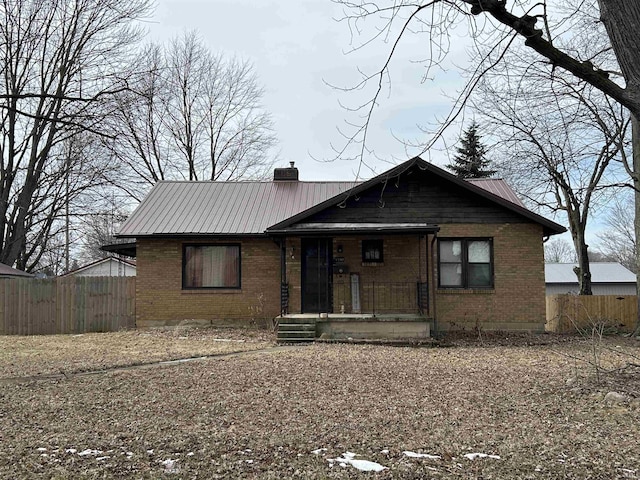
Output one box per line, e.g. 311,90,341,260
0,0,153,270
107,32,277,199
78,210,129,263
103,44,170,200
544,238,577,264
595,194,637,273
333,0,640,330
474,30,629,294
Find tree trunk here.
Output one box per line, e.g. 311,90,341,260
569,216,593,295
597,0,640,106
632,115,640,335
577,237,593,295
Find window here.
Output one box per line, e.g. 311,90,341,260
183,244,240,289
438,238,493,288
362,239,383,263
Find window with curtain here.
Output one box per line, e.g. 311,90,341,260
438,238,493,288
183,245,240,289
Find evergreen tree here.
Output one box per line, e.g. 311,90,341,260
447,122,496,179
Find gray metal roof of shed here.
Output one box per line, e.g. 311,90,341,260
545,262,637,284
0,263,34,277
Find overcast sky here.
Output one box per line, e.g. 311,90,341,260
147,0,471,181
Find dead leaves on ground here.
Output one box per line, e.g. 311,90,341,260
0,335,639,478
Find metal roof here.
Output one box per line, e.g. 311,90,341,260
117,181,358,236
61,257,136,277
545,262,637,284
467,178,525,207
0,263,33,277
117,158,561,237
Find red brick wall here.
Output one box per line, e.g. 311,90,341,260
136,238,281,327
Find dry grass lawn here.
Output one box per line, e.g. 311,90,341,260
0,332,639,479
0,327,274,379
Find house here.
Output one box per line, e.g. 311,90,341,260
113,157,565,339
545,262,636,295
0,263,34,278
62,257,136,277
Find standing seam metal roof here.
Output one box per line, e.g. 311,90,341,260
545,263,636,284
117,163,539,237
117,181,360,236
467,178,525,207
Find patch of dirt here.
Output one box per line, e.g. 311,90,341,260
0,327,275,379
0,338,639,479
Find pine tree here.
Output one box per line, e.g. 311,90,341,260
447,122,496,179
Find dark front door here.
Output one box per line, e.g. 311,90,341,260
301,238,332,313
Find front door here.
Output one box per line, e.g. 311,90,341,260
301,238,332,313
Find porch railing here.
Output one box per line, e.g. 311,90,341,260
281,282,289,314
332,281,428,315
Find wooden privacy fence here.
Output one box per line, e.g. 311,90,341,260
546,294,637,333
0,276,136,335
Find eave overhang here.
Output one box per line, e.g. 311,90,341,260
101,242,137,258
268,222,440,236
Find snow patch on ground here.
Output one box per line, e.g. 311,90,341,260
464,453,501,460
78,449,103,457
327,452,387,472
403,451,441,460
312,448,327,455
162,458,179,473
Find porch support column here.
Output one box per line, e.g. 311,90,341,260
279,237,288,314
430,232,438,334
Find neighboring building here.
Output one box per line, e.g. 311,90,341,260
113,157,565,338
0,263,34,278
62,257,136,277
545,262,636,295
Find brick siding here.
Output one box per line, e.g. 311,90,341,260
136,222,546,332
136,237,281,327
434,223,546,332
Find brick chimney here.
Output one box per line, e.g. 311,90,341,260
273,161,299,181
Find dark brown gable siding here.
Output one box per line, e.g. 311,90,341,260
302,168,528,225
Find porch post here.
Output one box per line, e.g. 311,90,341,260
430,232,438,334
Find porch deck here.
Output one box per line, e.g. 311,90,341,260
276,313,431,342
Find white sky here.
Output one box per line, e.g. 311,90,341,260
146,0,470,181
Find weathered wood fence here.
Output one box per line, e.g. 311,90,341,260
546,294,637,333
0,277,136,335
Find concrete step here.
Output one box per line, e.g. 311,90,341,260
277,317,317,343
278,323,316,332
277,330,315,339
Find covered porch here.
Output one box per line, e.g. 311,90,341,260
271,222,439,342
